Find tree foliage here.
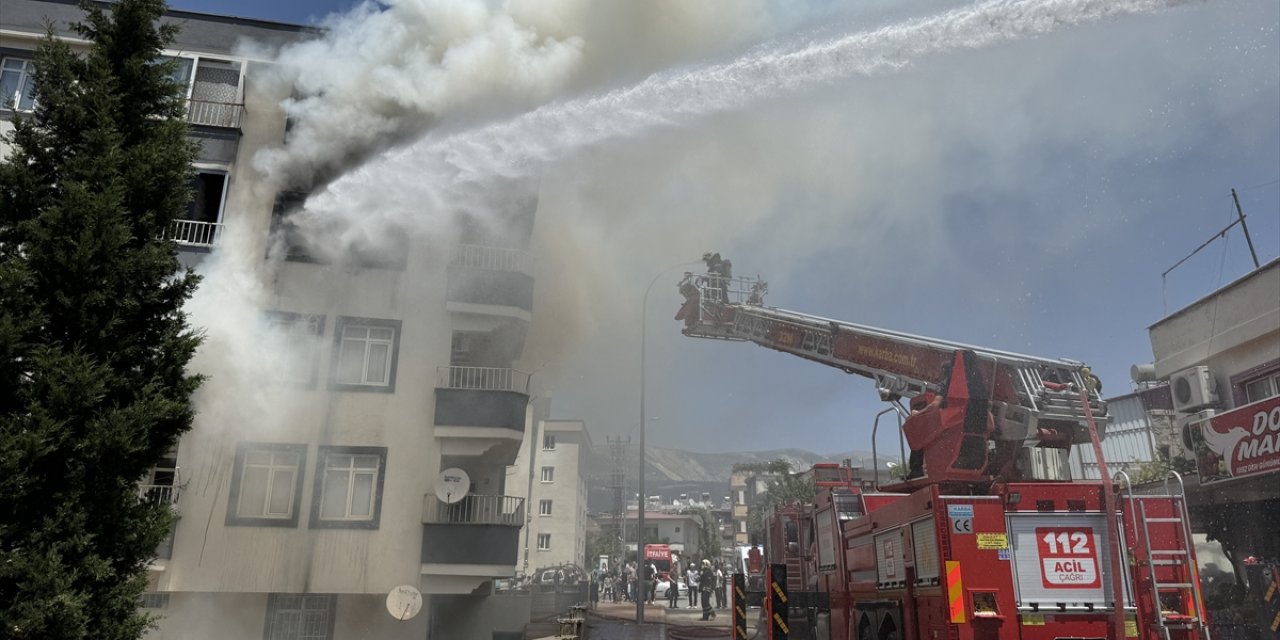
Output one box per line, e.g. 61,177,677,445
693,506,721,562
742,460,815,542
0,1,201,638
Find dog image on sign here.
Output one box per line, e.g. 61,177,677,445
1035,527,1101,589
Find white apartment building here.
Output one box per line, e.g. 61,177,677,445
508,420,593,576
2,2,545,638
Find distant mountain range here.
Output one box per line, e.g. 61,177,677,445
586,445,883,511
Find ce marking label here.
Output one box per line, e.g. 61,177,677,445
951,517,973,534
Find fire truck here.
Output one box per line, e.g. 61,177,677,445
676,260,1210,640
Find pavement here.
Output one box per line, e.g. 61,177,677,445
583,600,755,640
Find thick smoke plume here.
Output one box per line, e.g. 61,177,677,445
180,0,1275,455
249,0,781,190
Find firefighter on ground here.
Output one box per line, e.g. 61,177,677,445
699,560,717,620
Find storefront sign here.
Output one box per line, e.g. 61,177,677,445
1197,396,1280,484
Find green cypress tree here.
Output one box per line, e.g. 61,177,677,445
0,1,202,637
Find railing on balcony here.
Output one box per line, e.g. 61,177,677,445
423,494,525,526
185,98,245,128
437,366,531,393
449,244,535,276
166,219,224,247
139,483,179,507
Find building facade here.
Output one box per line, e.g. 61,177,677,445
1145,257,1280,570
507,419,593,576
2,2,544,638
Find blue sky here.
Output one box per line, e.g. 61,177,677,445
167,0,1279,455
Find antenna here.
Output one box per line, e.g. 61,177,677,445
435,468,470,504
385,585,422,621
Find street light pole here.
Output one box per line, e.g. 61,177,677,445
637,260,698,624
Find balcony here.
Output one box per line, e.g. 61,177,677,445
421,494,524,594
423,493,526,526
434,367,530,461
186,98,244,129
446,244,535,316
450,244,535,275
139,483,180,508
166,219,224,248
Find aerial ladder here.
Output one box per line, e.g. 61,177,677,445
676,257,1210,640
675,262,1107,486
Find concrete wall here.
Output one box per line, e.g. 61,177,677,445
143,593,429,640
431,592,535,640
1150,259,1280,387
143,593,266,640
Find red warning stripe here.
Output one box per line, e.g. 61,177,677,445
946,560,965,624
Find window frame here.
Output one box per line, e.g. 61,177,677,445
539,499,553,516
310,445,387,530
262,311,325,387
537,533,551,551
263,593,336,640
1230,359,1280,406
225,442,308,528
186,167,231,224
330,317,402,392
540,466,554,483
542,434,556,450
0,56,37,112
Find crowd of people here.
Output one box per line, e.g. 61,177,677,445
592,556,733,621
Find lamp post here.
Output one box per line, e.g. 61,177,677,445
637,260,698,623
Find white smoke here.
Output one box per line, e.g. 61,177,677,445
296,0,1194,252
247,0,785,189
181,0,1277,454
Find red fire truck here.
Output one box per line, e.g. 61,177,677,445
676,261,1210,640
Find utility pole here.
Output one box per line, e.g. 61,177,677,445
1231,188,1261,269
605,437,630,566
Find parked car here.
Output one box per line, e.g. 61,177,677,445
654,573,686,600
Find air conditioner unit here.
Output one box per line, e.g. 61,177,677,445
1178,408,1216,455
1170,366,1219,413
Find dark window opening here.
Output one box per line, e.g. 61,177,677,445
186,172,226,224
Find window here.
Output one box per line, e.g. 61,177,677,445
0,58,36,111
1244,374,1279,404
226,443,307,527
543,435,556,450
311,446,386,529
189,58,243,128
264,594,335,640
537,533,551,550
331,317,401,392
539,499,552,516
674,526,681,533
450,331,491,366
139,593,170,610
540,466,554,483
263,312,325,385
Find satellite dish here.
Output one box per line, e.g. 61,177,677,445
386,584,422,621
435,468,470,504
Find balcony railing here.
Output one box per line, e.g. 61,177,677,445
139,484,179,507
166,219,224,247
437,366,530,393
449,244,535,276
423,494,525,526
185,98,244,128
